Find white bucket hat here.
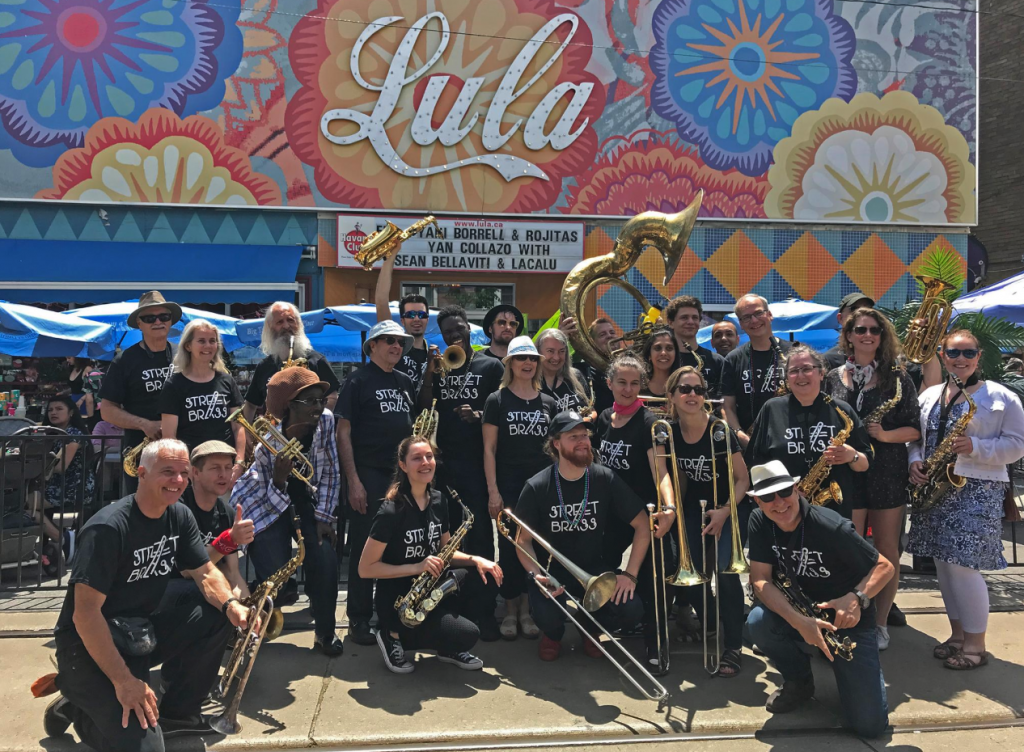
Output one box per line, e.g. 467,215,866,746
364,319,413,357
503,335,540,362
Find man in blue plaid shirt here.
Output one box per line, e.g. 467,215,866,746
232,367,344,656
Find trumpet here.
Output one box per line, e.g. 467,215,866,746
437,344,467,375
497,509,670,709
226,409,317,493
904,276,956,365
122,437,151,477
412,399,439,442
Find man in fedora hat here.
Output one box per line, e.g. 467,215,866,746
232,367,344,655
481,304,525,360
100,291,182,492
336,320,415,644
744,460,893,737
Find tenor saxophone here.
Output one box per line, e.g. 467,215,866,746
909,376,976,512
395,490,474,628
798,396,854,507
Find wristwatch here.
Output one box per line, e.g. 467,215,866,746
853,590,870,609
849,450,860,465
221,597,240,616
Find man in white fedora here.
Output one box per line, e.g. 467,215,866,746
744,460,893,737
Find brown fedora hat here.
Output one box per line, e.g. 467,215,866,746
127,291,183,329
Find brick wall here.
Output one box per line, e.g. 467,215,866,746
978,0,1024,283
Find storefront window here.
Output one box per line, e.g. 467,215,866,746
402,283,513,323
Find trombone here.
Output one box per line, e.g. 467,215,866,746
701,418,750,675
226,409,317,493
497,508,670,710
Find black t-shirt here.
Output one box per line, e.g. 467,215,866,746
747,497,879,603
368,490,449,616
673,418,742,520
244,351,339,408
515,463,644,585
55,496,208,645
431,353,504,460
395,345,429,395
745,394,872,518
594,407,658,502
173,486,233,578
99,342,174,449
336,361,414,469
675,344,725,396
541,371,593,414
575,361,614,415
482,389,557,482
480,347,503,360
823,345,847,371
159,371,242,452
722,339,794,431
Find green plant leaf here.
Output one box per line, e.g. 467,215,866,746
914,245,964,302
948,312,1024,381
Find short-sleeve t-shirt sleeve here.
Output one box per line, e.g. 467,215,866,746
607,467,645,525
69,524,122,595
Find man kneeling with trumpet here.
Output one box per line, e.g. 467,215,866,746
508,411,675,679
359,435,503,673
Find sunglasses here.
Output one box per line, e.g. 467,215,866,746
401,310,429,320
671,384,707,396
944,348,979,360
375,335,402,345
852,326,882,336
512,354,539,362
759,484,797,503
138,313,173,324
292,396,326,407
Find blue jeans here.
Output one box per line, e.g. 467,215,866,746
528,578,644,642
746,603,889,738
247,503,338,639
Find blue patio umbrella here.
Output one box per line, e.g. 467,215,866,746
953,270,1024,327
0,301,115,358
67,301,244,352
325,303,490,349
235,309,328,348
697,298,840,352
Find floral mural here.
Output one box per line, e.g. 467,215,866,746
0,0,978,222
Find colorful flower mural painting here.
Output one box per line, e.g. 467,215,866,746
765,91,975,224
649,0,857,176
38,109,282,205
0,0,979,223
0,0,242,168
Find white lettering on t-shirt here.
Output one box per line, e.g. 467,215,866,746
772,545,831,578
142,366,173,393
785,422,836,455
127,534,179,582
741,364,782,395
439,372,483,402
547,499,601,532
599,439,631,470
554,391,582,412
375,388,411,414
507,410,547,436
403,520,444,559
184,392,229,422
679,454,714,482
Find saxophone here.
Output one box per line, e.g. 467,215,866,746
395,489,474,628
863,367,902,425
772,570,855,661
772,338,790,396
798,396,854,507
909,376,976,512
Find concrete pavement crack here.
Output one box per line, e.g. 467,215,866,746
308,658,333,747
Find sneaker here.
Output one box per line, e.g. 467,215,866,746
438,651,483,670
581,633,604,659
314,634,345,656
159,714,215,737
765,676,814,714
539,635,561,661
43,695,72,738
877,625,891,651
62,530,76,564
349,619,376,646
887,603,907,627
477,616,501,643
376,630,414,674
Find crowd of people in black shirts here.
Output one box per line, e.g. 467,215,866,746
38,280,1024,750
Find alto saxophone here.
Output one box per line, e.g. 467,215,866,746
122,437,152,477
798,396,854,507
863,367,903,425
395,489,473,628
909,376,976,512
772,338,790,396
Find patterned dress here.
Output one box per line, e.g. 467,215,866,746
907,401,1007,571
45,427,95,512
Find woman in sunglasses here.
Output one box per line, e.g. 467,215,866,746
823,308,920,650
641,327,678,407
746,346,872,520
160,319,245,472
667,366,749,676
907,329,1024,670
483,336,557,640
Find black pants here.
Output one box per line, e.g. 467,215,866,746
247,502,338,638
54,584,231,752
345,465,390,622
440,457,493,560
388,570,484,654
496,473,530,600
678,508,745,651
528,576,644,642
638,532,678,649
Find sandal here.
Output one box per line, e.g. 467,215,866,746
718,648,742,678
933,638,964,660
500,597,519,641
518,594,539,639
944,650,988,670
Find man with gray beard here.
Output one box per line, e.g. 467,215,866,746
242,302,340,421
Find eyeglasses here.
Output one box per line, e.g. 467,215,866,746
138,313,173,324
853,326,883,336
512,354,538,362
671,384,707,396
375,336,402,345
738,309,768,325
291,396,326,407
944,347,979,360
759,485,797,503
401,310,428,320
786,365,820,377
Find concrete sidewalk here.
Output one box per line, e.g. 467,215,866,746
3,574,1024,752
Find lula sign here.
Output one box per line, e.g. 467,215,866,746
319,12,594,183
